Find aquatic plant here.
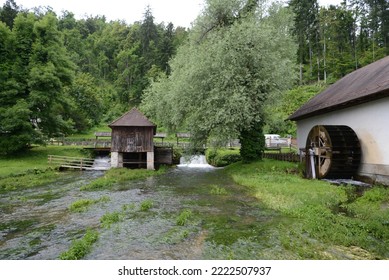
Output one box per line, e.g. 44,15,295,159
140,199,153,211
209,185,229,195
80,166,168,191
100,211,122,229
176,209,193,226
59,229,99,260
69,196,110,212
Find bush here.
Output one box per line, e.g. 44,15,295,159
206,149,241,167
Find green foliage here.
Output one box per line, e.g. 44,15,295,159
140,199,154,211
264,83,326,136
142,1,296,151
2,0,387,155
100,211,122,229
0,100,40,155
176,209,193,226
0,7,186,154
59,229,99,260
239,120,265,163
0,0,19,29
0,169,58,193
65,73,103,131
80,167,167,191
289,0,388,84
210,185,229,195
69,199,95,212
69,196,110,213
206,148,241,167
80,176,116,191
226,159,389,258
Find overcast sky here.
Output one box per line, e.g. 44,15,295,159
1,0,343,28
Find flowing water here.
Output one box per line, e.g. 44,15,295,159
0,156,283,260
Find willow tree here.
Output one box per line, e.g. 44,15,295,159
142,0,296,161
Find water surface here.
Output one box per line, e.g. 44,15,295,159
0,160,282,260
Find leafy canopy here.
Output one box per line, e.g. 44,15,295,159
142,0,296,154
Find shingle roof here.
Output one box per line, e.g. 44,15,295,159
109,108,156,127
289,56,389,121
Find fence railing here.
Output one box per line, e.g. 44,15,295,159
262,152,300,162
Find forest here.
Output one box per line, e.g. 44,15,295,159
0,0,388,156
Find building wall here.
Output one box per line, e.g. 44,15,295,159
296,97,389,184
111,126,154,153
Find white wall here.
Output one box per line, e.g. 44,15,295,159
296,97,389,183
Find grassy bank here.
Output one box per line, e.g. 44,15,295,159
225,159,389,259
0,145,88,177
0,146,89,192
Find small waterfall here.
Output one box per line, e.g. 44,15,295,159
91,156,111,170
178,155,214,168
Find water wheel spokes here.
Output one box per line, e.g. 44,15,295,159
305,125,361,179
306,125,332,178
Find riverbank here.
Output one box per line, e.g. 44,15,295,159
0,145,168,193
0,146,89,192
225,159,389,259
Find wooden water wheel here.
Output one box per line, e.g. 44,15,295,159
305,125,361,179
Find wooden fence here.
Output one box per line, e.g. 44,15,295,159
48,155,95,170
262,152,300,162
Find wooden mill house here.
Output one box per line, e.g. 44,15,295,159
109,108,156,170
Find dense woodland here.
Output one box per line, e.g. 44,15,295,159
0,0,388,156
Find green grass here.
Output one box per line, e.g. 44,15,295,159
0,146,89,193
176,209,193,226
59,229,99,260
69,196,110,213
80,166,168,191
0,145,88,178
100,211,122,229
140,199,154,211
209,184,229,195
225,159,389,259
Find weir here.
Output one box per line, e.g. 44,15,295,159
177,155,214,168
91,156,111,171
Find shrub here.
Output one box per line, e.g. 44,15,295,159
207,150,242,167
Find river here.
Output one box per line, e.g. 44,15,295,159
0,157,283,260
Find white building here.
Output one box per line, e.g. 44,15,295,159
289,56,389,184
